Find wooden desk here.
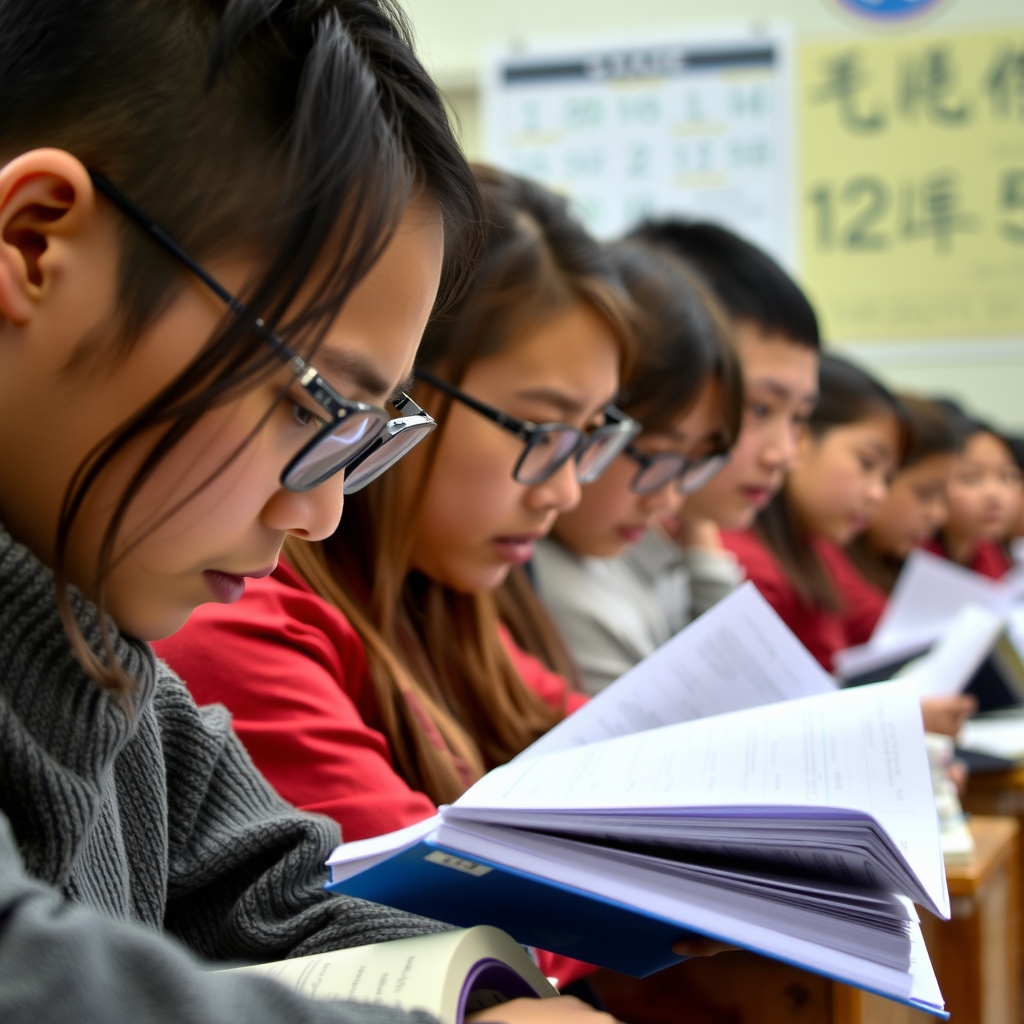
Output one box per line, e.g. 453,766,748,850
589,817,1018,1024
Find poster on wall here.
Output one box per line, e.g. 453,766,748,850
799,28,1024,342
482,29,793,265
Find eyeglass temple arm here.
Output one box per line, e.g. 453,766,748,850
88,170,300,368
415,370,533,440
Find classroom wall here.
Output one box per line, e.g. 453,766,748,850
403,0,1024,431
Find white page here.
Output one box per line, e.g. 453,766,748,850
872,549,1013,650
433,818,942,1013
520,583,835,761
899,605,1006,698
958,715,1024,760
451,682,947,919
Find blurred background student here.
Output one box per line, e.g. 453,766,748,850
722,355,904,672
847,396,960,593
527,240,743,694
925,405,1023,579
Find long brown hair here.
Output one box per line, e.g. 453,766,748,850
0,0,480,696
755,355,906,611
288,167,635,805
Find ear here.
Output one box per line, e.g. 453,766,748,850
0,149,96,326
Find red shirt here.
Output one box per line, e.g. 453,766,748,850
923,537,1011,580
154,561,592,988
154,560,585,843
722,530,887,671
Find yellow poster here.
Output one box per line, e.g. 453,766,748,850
799,28,1024,342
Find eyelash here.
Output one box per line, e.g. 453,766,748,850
291,401,316,428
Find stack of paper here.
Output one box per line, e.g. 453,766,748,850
328,682,947,1016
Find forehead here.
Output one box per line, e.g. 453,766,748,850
734,328,818,394
962,431,1014,465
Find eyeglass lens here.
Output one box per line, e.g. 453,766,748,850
514,425,586,485
283,410,387,491
577,423,638,483
343,420,437,494
677,453,730,495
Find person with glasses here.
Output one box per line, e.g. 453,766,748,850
156,169,730,992
524,242,743,696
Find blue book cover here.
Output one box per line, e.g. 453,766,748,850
328,837,694,978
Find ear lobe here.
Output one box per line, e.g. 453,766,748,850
0,150,95,325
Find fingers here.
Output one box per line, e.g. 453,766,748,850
465,995,621,1023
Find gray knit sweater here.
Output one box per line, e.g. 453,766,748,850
0,526,442,1023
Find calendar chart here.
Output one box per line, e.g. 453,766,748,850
483,32,793,263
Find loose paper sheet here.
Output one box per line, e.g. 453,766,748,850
520,582,835,761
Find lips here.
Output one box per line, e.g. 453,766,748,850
739,485,773,509
615,524,648,545
202,563,276,604
491,535,543,565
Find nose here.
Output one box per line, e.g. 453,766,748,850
761,418,800,472
524,457,582,514
866,474,889,507
260,466,348,541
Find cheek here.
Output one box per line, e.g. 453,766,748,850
412,423,520,557
114,403,284,571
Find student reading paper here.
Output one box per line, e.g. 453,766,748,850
0,4,612,1022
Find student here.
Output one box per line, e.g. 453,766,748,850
529,240,743,694
0,3,608,1022
721,355,903,673
628,219,820,543
847,396,959,593
925,408,1022,579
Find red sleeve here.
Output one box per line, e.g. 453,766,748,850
720,529,801,629
499,625,589,715
153,565,436,843
816,540,887,647
972,541,1012,580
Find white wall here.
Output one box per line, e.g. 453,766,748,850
405,0,1024,431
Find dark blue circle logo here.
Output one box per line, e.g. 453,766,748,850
838,0,944,20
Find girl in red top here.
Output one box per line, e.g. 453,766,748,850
722,355,903,672
923,407,1021,580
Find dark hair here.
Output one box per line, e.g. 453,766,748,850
629,219,820,348
1006,435,1024,473
900,395,960,467
755,355,904,610
608,240,743,446
847,395,960,592
0,0,480,694
287,167,634,804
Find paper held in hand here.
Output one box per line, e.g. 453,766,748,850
224,927,556,1024
328,633,948,1015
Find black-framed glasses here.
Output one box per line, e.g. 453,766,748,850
417,370,640,486
88,170,434,493
623,443,730,495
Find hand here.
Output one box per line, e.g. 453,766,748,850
660,509,723,550
466,995,619,1023
920,695,977,737
671,937,736,957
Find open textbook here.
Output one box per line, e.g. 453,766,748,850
521,582,835,761
226,927,556,1024
327,684,947,1016
834,550,1024,711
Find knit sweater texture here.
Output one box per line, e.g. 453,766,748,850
0,525,443,1023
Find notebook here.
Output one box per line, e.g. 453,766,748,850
326,683,947,1017
225,926,556,1024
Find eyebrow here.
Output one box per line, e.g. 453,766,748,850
315,349,394,404
512,386,600,420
